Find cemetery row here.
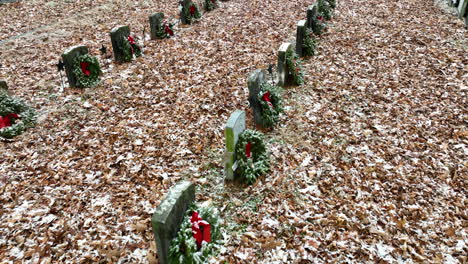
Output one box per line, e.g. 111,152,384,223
0,0,337,263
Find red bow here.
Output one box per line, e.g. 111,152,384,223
164,22,174,36
80,62,91,76
317,15,323,21
127,35,135,45
0,113,20,129
245,142,252,158
211,0,216,3
262,91,273,108
190,211,211,248
190,5,196,15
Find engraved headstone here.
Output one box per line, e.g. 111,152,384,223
248,70,267,128
110,25,131,63
277,43,293,87
296,20,307,57
61,45,89,88
149,12,165,40
151,181,195,264
224,110,246,180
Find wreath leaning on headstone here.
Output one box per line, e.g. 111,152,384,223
0,91,37,139
303,28,318,57
318,0,332,20
327,0,336,9
204,0,217,11
181,2,202,24
285,48,305,86
155,20,175,39
169,203,222,264
235,129,270,185
258,82,284,128
72,54,101,88
122,35,142,62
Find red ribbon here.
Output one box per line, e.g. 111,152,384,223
127,35,136,55
317,15,323,21
0,113,20,129
190,5,196,15
262,91,273,108
164,22,174,36
190,211,211,248
80,62,91,76
246,142,252,158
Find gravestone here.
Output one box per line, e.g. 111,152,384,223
306,3,322,35
181,0,194,24
224,110,246,180
277,43,293,87
110,25,131,63
248,70,267,128
0,80,7,91
296,20,307,57
61,45,89,88
152,181,195,264
149,12,165,40
458,0,468,18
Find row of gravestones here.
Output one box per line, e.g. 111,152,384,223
449,0,468,26
62,0,222,88
151,1,335,263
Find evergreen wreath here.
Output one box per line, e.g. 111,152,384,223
258,82,283,128
303,29,318,57
234,129,270,185
285,48,304,86
0,91,37,139
122,35,142,62
318,0,332,20
327,0,336,9
204,0,217,11
312,14,326,35
169,203,222,264
72,54,101,88
155,20,175,39
181,2,202,24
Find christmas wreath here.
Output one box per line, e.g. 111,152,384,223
285,48,304,86
72,54,101,88
327,0,336,9
318,0,332,20
258,82,283,128
155,20,175,39
204,0,217,11
0,91,37,139
181,2,202,24
234,129,270,185
312,14,326,35
303,29,318,57
122,35,142,62
169,203,221,264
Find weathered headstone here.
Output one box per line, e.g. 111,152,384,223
248,70,267,128
277,43,293,87
296,20,307,57
306,4,318,32
224,110,246,180
152,181,195,264
61,45,89,88
0,80,7,91
149,12,165,40
110,25,131,63
458,0,468,18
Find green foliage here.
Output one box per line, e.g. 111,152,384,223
258,82,283,128
169,204,222,264
327,0,336,9
303,29,318,57
204,0,217,11
285,48,304,86
0,92,37,139
122,36,142,62
182,2,202,25
72,54,101,88
318,0,332,20
155,21,175,39
235,129,270,185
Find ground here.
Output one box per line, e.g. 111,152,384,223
0,0,467,263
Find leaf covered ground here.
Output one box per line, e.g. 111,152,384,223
0,0,467,263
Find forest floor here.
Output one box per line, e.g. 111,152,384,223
0,0,467,263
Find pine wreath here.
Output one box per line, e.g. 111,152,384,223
181,2,202,24
312,14,326,35
0,91,37,139
285,48,304,86
258,82,283,128
318,0,332,20
234,129,270,185
204,0,217,11
122,35,142,62
303,29,318,57
72,54,101,88
155,20,175,39
169,203,222,264
327,0,336,9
